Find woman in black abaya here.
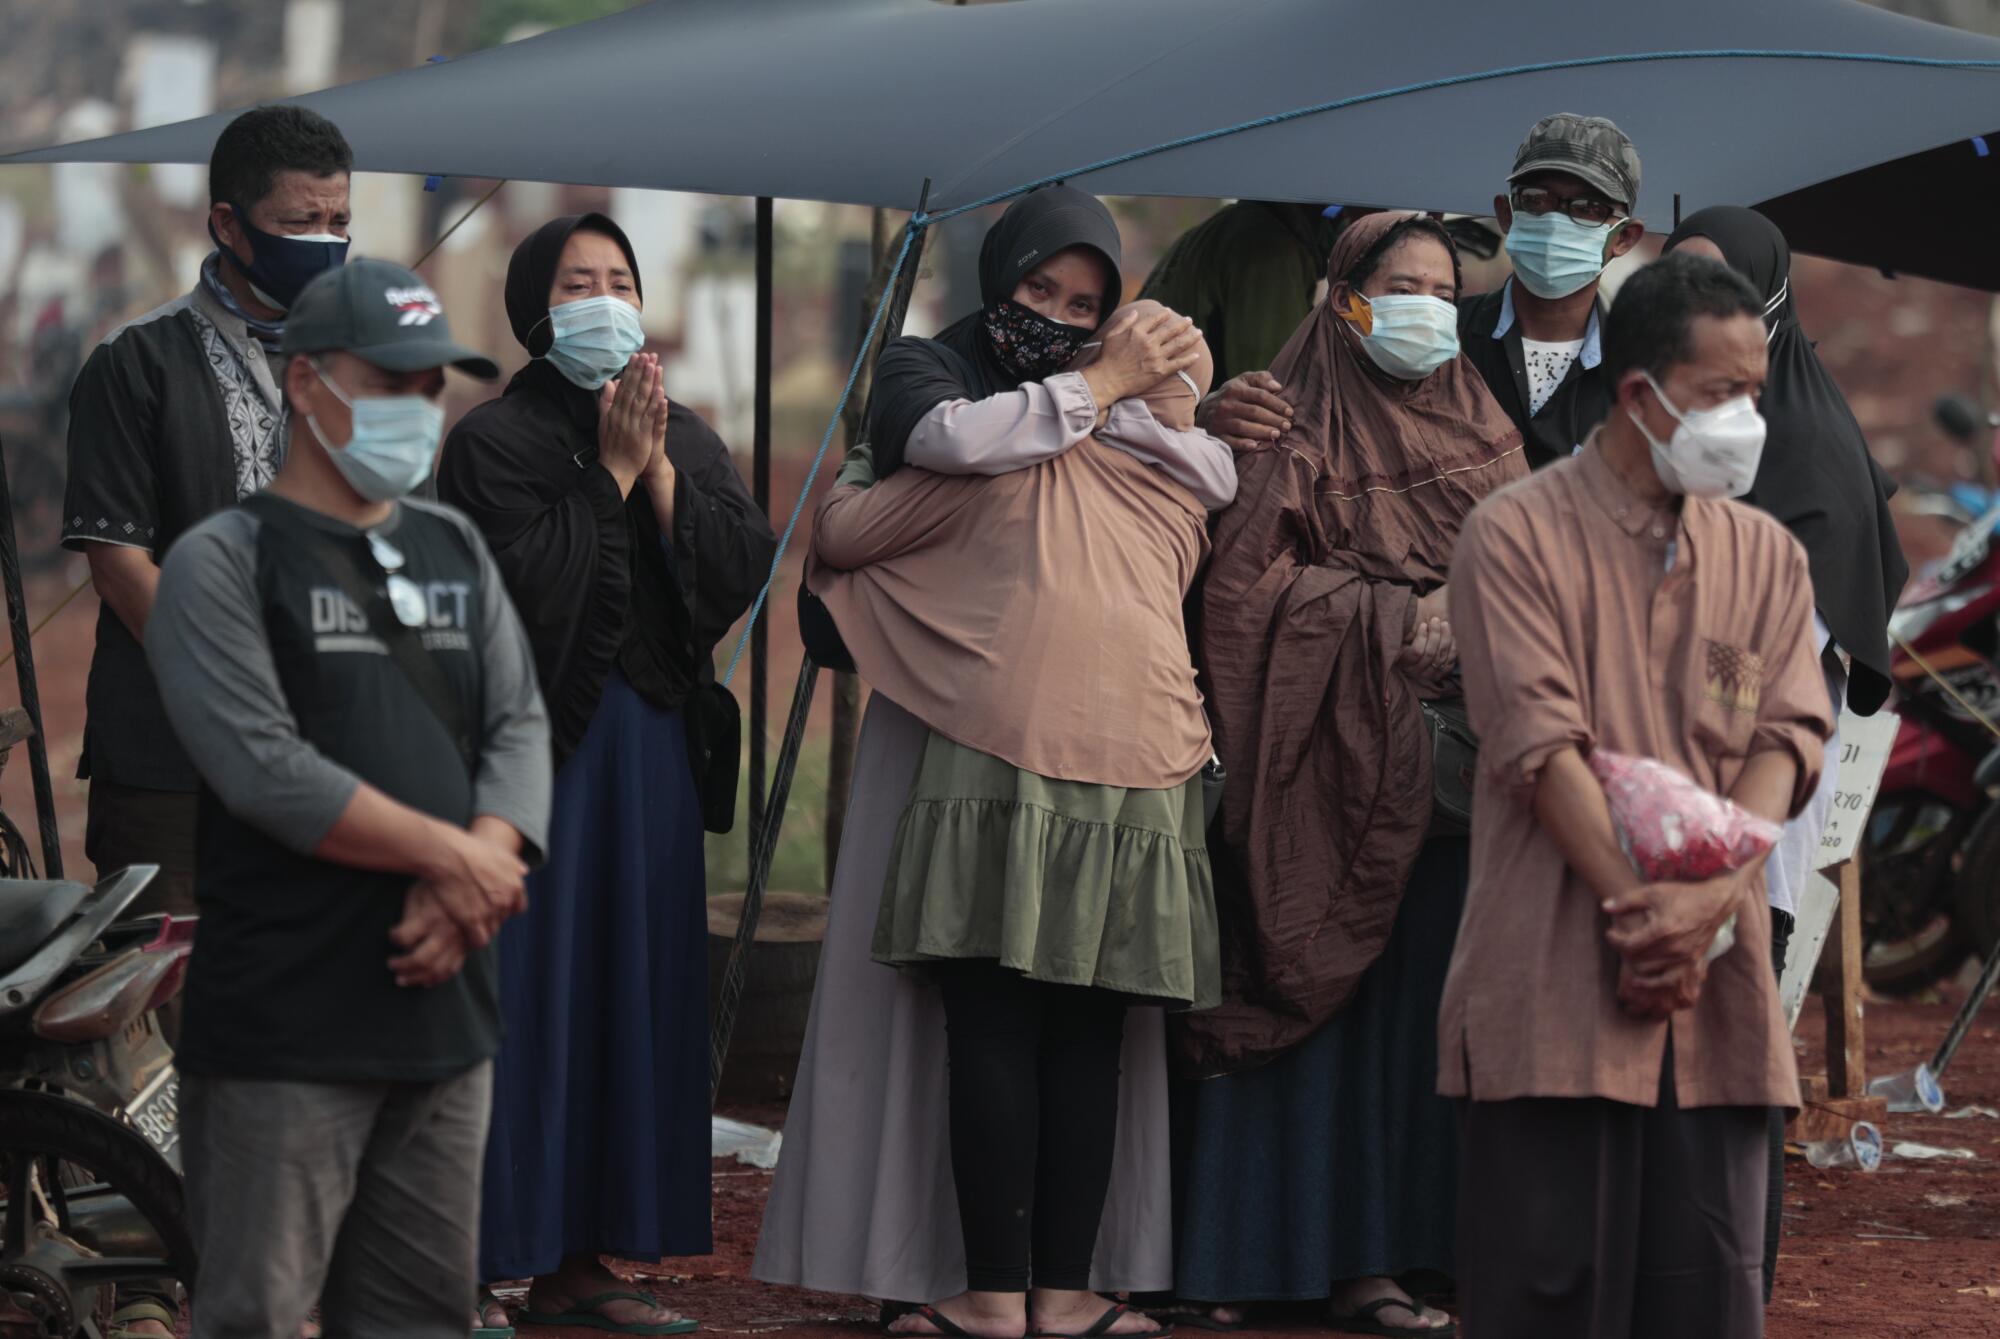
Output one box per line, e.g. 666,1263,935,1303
1665,205,1908,1307
439,212,775,1333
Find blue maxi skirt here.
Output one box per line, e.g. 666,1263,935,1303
479,667,713,1281
1174,838,1470,1301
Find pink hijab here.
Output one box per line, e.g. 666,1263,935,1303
807,301,1216,789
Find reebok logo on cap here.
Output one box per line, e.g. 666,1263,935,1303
386,284,443,327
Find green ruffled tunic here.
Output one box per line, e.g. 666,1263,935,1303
871,729,1221,1010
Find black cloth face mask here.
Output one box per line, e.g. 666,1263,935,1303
982,300,1092,381
209,208,350,311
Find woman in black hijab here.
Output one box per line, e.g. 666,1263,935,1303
758,187,1215,1339
439,213,775,1333
1664,205,1908,1309
1664,207,1907,714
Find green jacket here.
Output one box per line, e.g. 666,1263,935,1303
1139,201,1344,384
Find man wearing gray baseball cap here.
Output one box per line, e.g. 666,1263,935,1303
1458,112,1647,469
145,257,551,1338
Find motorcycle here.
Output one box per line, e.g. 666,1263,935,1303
0,864,197,1335
1862,396,2000,992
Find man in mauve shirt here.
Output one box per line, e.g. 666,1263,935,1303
1440,252,1834,1339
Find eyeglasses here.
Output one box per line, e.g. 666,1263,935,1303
367,530,429,629
1510,187,1622,228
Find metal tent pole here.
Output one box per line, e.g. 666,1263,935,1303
711,184,932,1104
0,436,62,878
1932,933,2000,1083
749,197,773,850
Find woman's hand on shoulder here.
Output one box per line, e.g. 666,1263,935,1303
1199,372,1292,452
1081,307,1203,410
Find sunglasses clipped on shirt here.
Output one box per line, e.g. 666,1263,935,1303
366,530,431,630
1510,186,1623,228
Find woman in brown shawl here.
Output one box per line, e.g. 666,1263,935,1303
1172,213,1524,1337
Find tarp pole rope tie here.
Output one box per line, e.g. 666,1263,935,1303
413,179,507,268
721,47,2000,679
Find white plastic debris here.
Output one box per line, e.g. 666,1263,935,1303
1804,1122,1882,1172
1867,1063,1944,1114
1887,1141,1977,1162
1943,1105,2000,1120
712,1116,783,1169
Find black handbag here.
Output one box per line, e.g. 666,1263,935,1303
798,583,856,674
1419,697,1478,836
683,680,742,835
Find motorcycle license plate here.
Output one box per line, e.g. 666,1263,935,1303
127,1065,181,1172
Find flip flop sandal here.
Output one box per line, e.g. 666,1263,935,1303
107,1301,178,1339
1032,1301,1174,1339
889,1305,990,1338
880,1301,918,1333
518,1291,700,1335
1328,1297,1456,1338
476,1287,517,1338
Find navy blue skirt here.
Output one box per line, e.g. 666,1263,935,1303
1174,839,1470,1301
479,667,713,1281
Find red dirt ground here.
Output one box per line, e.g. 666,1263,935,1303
11,530,1996,1337
474,987,2000,1339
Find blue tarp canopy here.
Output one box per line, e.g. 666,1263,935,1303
5,0,1998,286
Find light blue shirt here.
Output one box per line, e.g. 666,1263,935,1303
1490,278,1604,371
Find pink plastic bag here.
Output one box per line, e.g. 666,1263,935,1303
1587,750,1782,884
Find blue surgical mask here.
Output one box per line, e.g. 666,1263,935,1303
541,295,647,389
209,209,349,311
1347,293,1460,380
307,364,445,502
1504,212,1625,300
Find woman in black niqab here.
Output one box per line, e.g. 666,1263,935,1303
1664,206,1908,715
764,187,1219,1337
867,184,1125,472
438,212,776,1331
1665,204,1909,1313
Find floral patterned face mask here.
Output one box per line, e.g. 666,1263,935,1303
982,300,1093,381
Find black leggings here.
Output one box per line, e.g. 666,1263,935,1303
1764,909,1795,1304
938,961,1128,1293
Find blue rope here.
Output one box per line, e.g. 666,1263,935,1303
721,220,918,686
722,46,2000,685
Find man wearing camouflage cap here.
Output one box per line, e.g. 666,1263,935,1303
1456,112,1647,469
146,258,551,1338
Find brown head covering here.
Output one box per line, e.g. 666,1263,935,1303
806,301,1217,789
1175,212,1525,1076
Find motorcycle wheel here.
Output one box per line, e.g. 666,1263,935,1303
1861,799,1972,995
1955,804,2000,962
0,1090,194,1336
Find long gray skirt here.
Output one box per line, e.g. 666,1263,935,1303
752,695,1175,1301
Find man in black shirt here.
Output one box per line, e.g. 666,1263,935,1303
1454,113,1646,469
147,259,549,1338
63,106,354,1004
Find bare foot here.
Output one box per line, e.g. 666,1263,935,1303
1029,1291,1163,1337
1328,1278,1451,1333
888,1292,1028,1339
528,1255,686,1329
